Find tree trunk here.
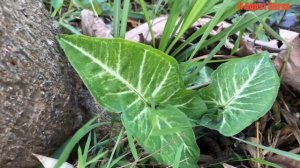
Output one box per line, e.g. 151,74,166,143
0,0,103,167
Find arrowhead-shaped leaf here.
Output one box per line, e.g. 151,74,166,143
57,35,178,111
198,53,280,136
57,35,205,116
122,105,199,168
57,35,204,166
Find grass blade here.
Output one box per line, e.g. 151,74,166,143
113,0,121,37
120,0,130,38
173,144,184,168
85,150,108,166
251,158,281,168
231,28,245,56
83,132,92,164
126,130,139,161
234,137,300,162
165,0,216,54
51,0,64,17
184,11,251,82
106,128,124,168
108,152,130,167
77,146,84,168
177,11,270,60
152,0,166,17
158,0,185,51
177,0,299,60
54,117,109,168
171,0,242,57
139,0,155,46
89,0,99,15
188,0,230,60
59,19,82,35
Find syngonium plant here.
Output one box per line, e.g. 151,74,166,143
57,35,279,167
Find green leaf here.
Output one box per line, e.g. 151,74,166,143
57,35,205,116
72,0,103,15
51,0,64,17
57,35,179,112
198,53,280,136
179,62,213,89
165,89,207,119
122,105,199,168
57,35,205,167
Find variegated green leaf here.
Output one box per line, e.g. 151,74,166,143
122,105,199,168
57,35,205,117
57,35,203,167
58,35,180,112
199,53,280,136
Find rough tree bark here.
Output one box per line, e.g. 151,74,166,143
0,0,103,167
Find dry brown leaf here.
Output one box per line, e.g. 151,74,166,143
32,153,74,168
222,163,237,168
280,109,300,145
274,30,300,92
242,137,258,158
236,39,256,56
268,155,300,168
125,16,231,43
125,16,168,42
81,10,113,38
79,11,232,44
280,29,299,45
244,36,281,52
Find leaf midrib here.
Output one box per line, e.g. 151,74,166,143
222,57,264,108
